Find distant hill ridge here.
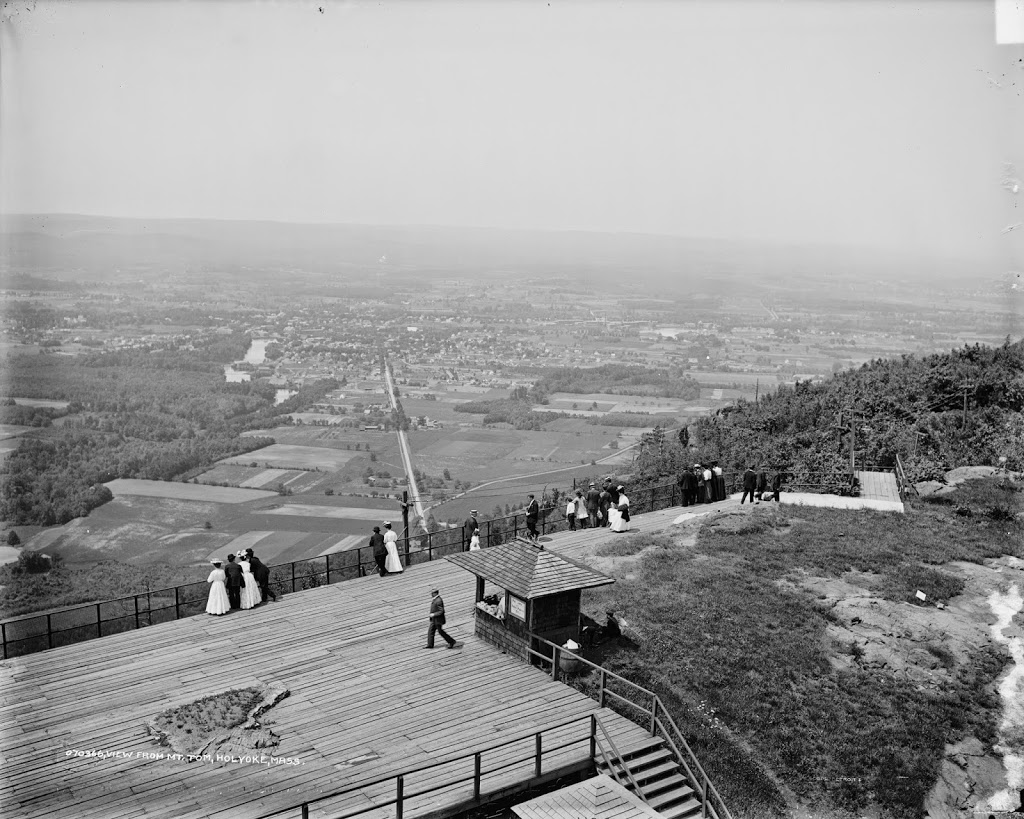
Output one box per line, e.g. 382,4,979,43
0,212,983,284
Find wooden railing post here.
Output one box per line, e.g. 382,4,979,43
599,669,606,708
47,614,53,649
325,555,331,585
589,714,597,759
534,732,542,778
551,645,560,682
396,774,404,819
1,622,6,660
301,802,309,819
134,595,140,630
650,697,658,736
96,603,102,638
474,752,481,801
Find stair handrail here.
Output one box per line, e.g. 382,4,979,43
592,713,648,803
528,633,733,819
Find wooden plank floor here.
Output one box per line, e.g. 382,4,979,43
0,506,696,819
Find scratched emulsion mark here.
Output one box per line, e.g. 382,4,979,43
983,583,1024,813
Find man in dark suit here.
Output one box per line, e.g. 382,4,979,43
224,553,243,609
369,525,388,576
678,467,698,507
584,483,600,528
741,465,758,504
246,549,276,602
463,510,479,550
525,494,540,541
425,588,457,649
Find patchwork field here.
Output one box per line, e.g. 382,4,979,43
218,443,360,470
105,479,277,503
0,424,33,440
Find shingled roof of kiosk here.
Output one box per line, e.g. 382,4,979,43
447,537,614,598
512,774,663,819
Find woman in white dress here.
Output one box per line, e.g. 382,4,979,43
609,486,630,533
238,551,262,609
383,522,404,574
206,560,230,616
469,529,481,551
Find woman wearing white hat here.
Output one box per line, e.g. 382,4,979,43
238,550,262,609
205,560,231,616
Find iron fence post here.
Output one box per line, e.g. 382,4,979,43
486,520,491,548
96,603,102,638
396,774,404,819
650,696,658,736
325,554,331,585
291,561,296,593
301,803,309,819
474,752,481,801
134,596,140,630
1,622,6,660
589,714,597,759
174,587,180,620
599,669,606,708
535,732,542,778
47,614,53,649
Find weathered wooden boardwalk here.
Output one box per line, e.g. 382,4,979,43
0,508,694,819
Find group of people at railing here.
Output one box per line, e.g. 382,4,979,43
205,549,276,615
564,478,632,532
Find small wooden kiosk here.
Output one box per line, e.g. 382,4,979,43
447,537,615,662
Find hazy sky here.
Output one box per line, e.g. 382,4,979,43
2,0,1022,264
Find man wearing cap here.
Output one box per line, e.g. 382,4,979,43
369,525,388,576
383,521,403,574
425,588,457,649
584,482,600,528
463,509,479,551
223,553,243,609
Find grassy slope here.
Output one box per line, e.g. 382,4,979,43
582,478,1023,819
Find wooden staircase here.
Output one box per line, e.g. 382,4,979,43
597,736,703,818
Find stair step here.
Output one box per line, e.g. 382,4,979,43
658,795,703,819
599,746,673,773
630,760,680,785
642,772,691,799
647,783,697,811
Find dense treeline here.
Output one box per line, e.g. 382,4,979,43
655,340,1024,483
534,363,701,399
0,337,337,525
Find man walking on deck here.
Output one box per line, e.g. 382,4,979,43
425,588,458,649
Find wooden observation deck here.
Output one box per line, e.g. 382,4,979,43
0,521,685,819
